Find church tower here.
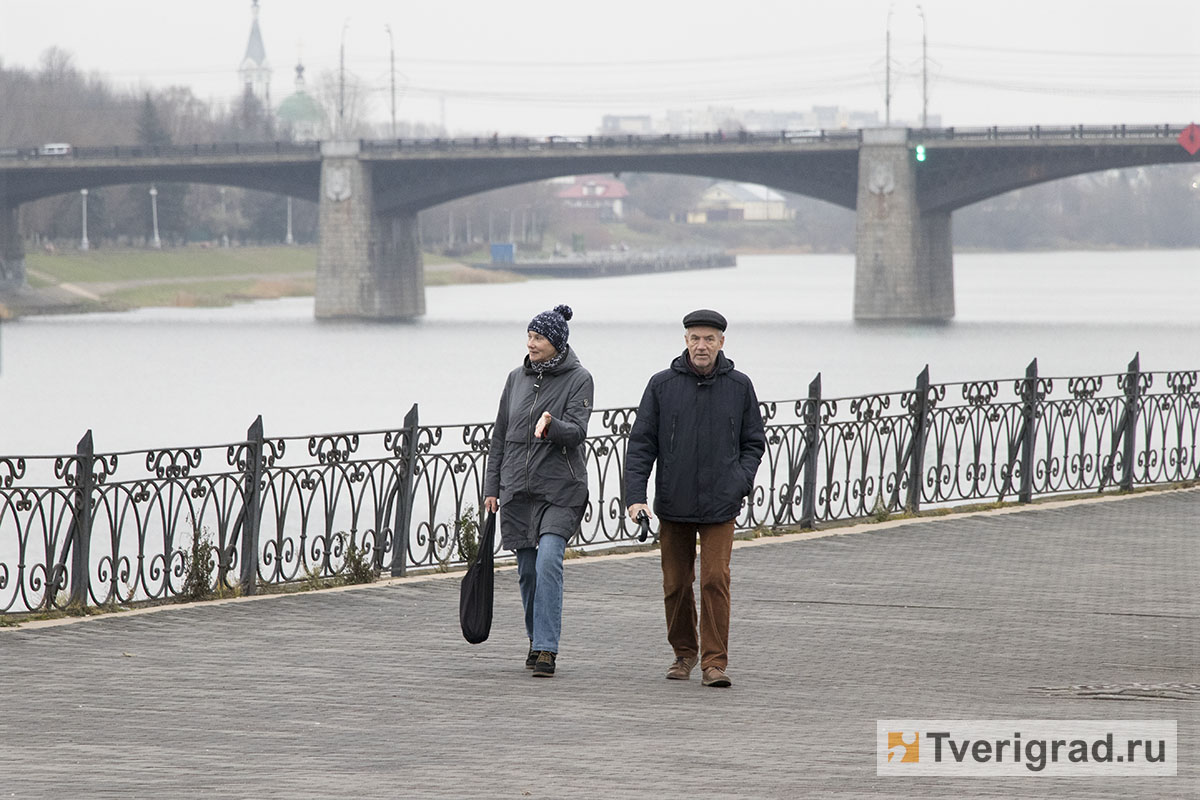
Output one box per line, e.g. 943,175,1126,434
238,1,271,105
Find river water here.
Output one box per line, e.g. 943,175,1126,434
1,250,1197,455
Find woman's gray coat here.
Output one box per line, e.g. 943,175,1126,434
483,347,594,550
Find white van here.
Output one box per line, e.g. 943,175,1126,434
38,143,72,156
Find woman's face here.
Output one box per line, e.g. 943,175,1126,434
527,330,557,363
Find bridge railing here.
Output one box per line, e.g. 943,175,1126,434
3,124,1184,162
910,123,1185,142
359,129,864,153
1,355,1195,615
1,141,323,160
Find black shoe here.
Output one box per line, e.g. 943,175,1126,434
526,642,539,670
532,651,557,677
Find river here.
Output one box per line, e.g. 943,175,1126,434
1,250,1197,455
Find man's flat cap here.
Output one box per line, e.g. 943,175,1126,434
682,309,727,331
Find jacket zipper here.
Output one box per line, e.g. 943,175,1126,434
525,373,543,490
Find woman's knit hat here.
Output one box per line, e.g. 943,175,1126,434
528,304,573,352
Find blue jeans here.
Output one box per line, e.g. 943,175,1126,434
515,532,567,654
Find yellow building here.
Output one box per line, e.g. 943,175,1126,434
687,182,795,223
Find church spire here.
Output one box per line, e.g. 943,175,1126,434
239,1,271,105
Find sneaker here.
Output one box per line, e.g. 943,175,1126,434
532,651,557,677
526,641,539,670
665,656,699,681
702,666,732,688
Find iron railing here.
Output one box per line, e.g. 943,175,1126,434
1,125,1183,163
1,355,1196,614
909,124,1184,142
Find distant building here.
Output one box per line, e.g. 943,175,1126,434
601,115,654,135
239,1,271,105
555,175,629,221
687,182,794,223
655,105,884,135
277,63,323,141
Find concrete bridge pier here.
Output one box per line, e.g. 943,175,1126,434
853,129,954,321
316,142,424,320
0,205,26,292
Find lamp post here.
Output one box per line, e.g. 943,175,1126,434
385,23,397,139
338,19,349,136
917,4,928,128
79,188,89,251
884,4,894,126
149,184,161,248
285,196,294,245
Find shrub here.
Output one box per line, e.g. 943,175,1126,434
181,526,216,601
342,534,379,585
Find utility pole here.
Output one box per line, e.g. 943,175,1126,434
385,24,397,139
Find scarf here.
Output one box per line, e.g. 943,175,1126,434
532,347,567,375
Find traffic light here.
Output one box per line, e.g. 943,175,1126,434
915,144,926,162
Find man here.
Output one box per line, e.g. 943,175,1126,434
624,309,766,688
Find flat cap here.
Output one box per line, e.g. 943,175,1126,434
682,308,727,331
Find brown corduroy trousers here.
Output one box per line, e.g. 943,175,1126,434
658,519,735,670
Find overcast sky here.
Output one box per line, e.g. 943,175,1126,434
1,0,1197,136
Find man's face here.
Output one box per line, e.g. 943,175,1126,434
527,330,557,363
684,326,725,373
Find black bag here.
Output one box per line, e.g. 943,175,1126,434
459,511,496,644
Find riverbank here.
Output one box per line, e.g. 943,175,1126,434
0,245,523,318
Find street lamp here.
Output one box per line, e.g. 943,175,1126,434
338,18,350,136
79,188,89,251
219,187,229,247
385,24,397,139
884,4,894,126
917,4,928,128
149,184,161,249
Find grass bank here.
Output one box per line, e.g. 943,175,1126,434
27,245,319,283
15,245,520,314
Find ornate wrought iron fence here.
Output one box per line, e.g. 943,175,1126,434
1,355,1196,614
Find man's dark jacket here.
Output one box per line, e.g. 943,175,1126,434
624,350,766,524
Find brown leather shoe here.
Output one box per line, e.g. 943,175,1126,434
665,656,698,680
702,666,732,687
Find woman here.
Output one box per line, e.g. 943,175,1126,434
483,304,593,678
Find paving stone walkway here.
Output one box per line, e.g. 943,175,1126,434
1,490,1196,798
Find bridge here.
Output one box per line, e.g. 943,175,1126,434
0,124,1194,320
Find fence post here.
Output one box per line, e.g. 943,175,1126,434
239,415,264,596
1120,353,1141,491
69,430,95,609
905,366,931,513
390,403,419,578
800,373,822,529
1018,358,1039,504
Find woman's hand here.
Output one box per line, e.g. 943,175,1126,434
484,496,499,513
534,411,552,439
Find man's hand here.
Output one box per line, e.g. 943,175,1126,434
534,412,551,439
626,503,651,522
484,496,499,513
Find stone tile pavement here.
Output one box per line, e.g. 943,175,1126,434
1,489,1196,798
